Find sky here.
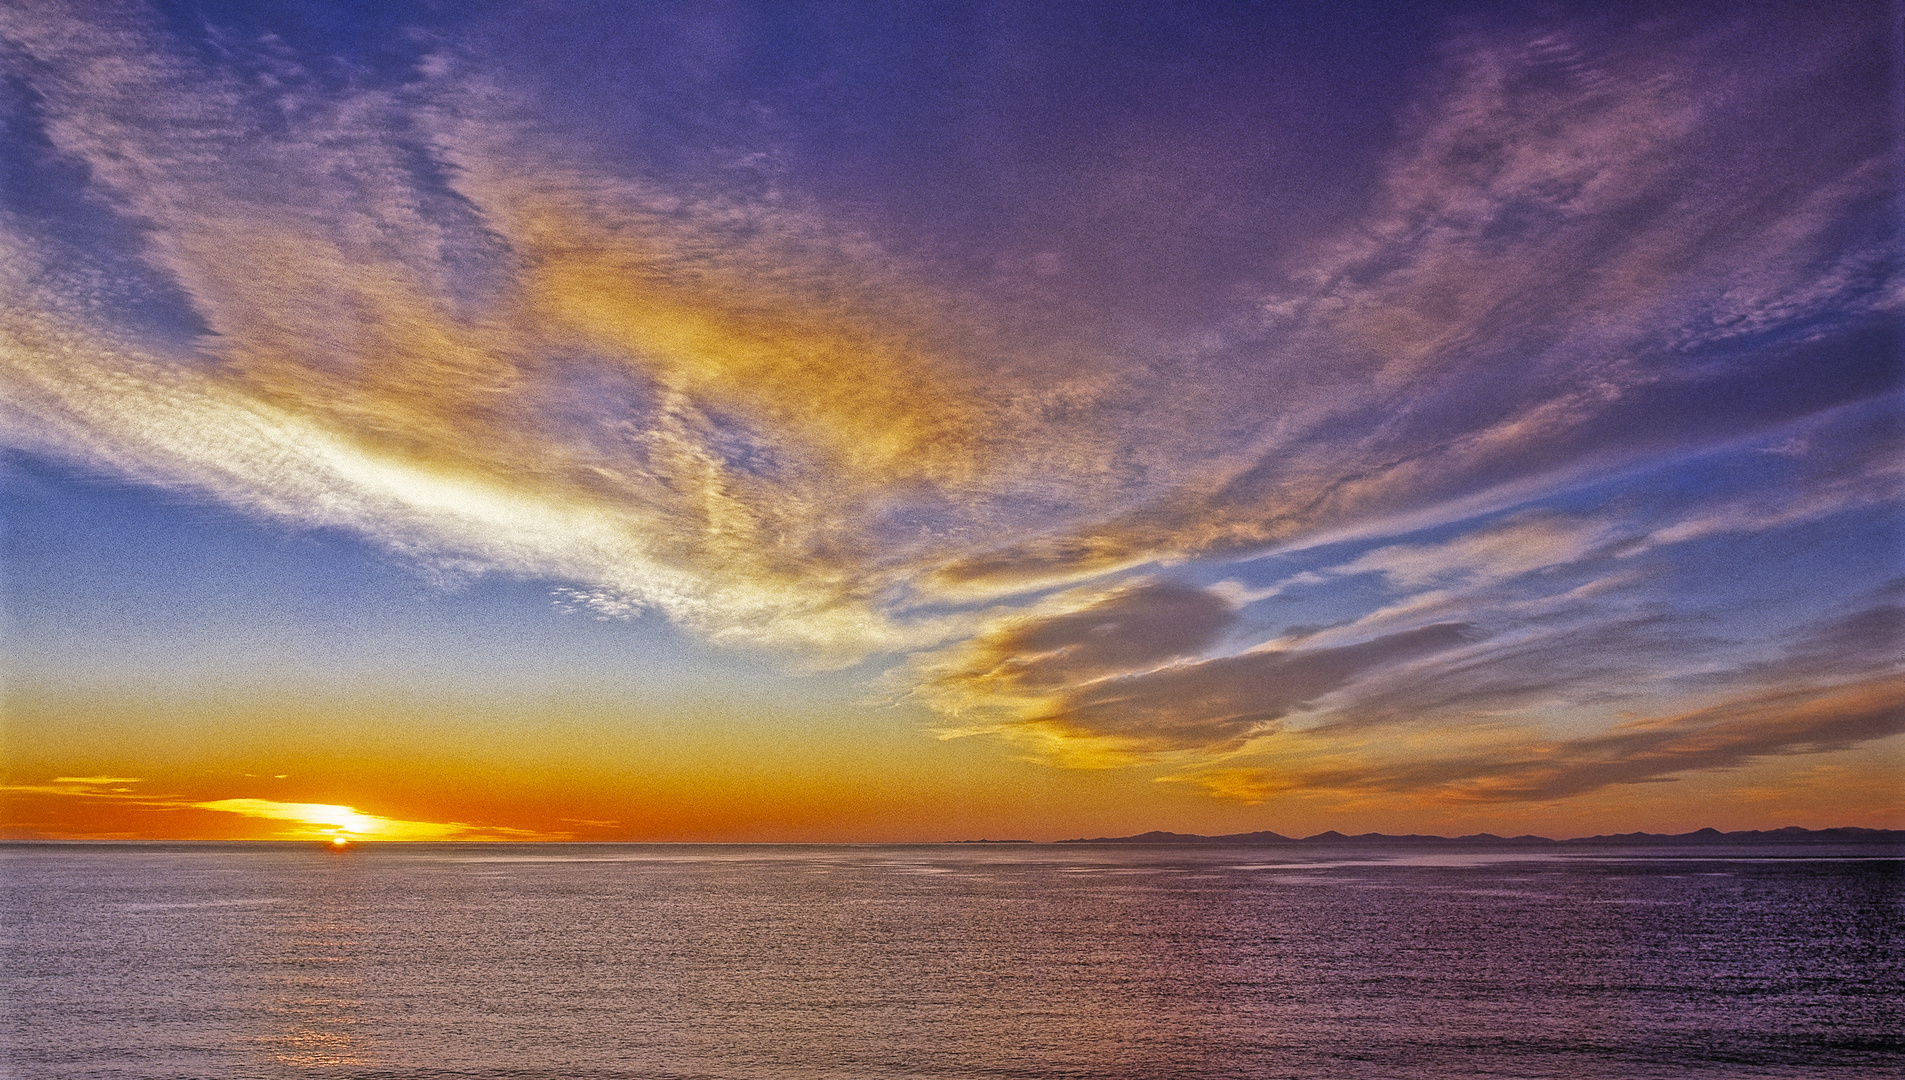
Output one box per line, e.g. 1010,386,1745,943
1,0,1899,842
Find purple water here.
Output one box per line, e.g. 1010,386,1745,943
4,842,1900,1078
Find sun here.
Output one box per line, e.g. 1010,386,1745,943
330,835,351,848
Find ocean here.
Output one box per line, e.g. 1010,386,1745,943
3,842,1899,1079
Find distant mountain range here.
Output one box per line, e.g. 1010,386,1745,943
1050,826,1904,846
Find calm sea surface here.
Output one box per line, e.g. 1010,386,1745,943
3,842,1900,1079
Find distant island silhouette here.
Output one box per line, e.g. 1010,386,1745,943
1038,826,1903,846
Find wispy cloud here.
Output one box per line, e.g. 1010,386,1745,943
190,798,544,841
928,15,1894,589
7,3,1886,645
916,578,1476,764
1161,574,1905,806
1,1,1895,813
0,0,1094,659
1166,676,1905,805
3,778,555,840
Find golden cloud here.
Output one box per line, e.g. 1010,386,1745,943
190,798,545,841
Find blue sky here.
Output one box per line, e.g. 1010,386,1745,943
2,0,1898,840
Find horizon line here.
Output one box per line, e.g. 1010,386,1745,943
5,824,1901,846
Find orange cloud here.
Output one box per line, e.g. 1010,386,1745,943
189,798,545,841
2,777,557,841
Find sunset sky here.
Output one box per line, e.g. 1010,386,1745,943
3,0,1899,842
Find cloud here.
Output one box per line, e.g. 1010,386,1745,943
1,2,1895,811
1336,513,1618,590
1166,678,1905,806
7,3,1887,650
1234,397,1902,722
0,0,1079,659
1164,595,1905,805
1260,511,1901,740
1047,622,1476,753
919,579,1474,762
926,13,1895,589
551,587,643,621
190,798,544,841
935,581,1238,698
1298,613,1684,728
2,779,557,839
1783,603,1905,672
1674,595,1905,693
1636,412,1903,552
